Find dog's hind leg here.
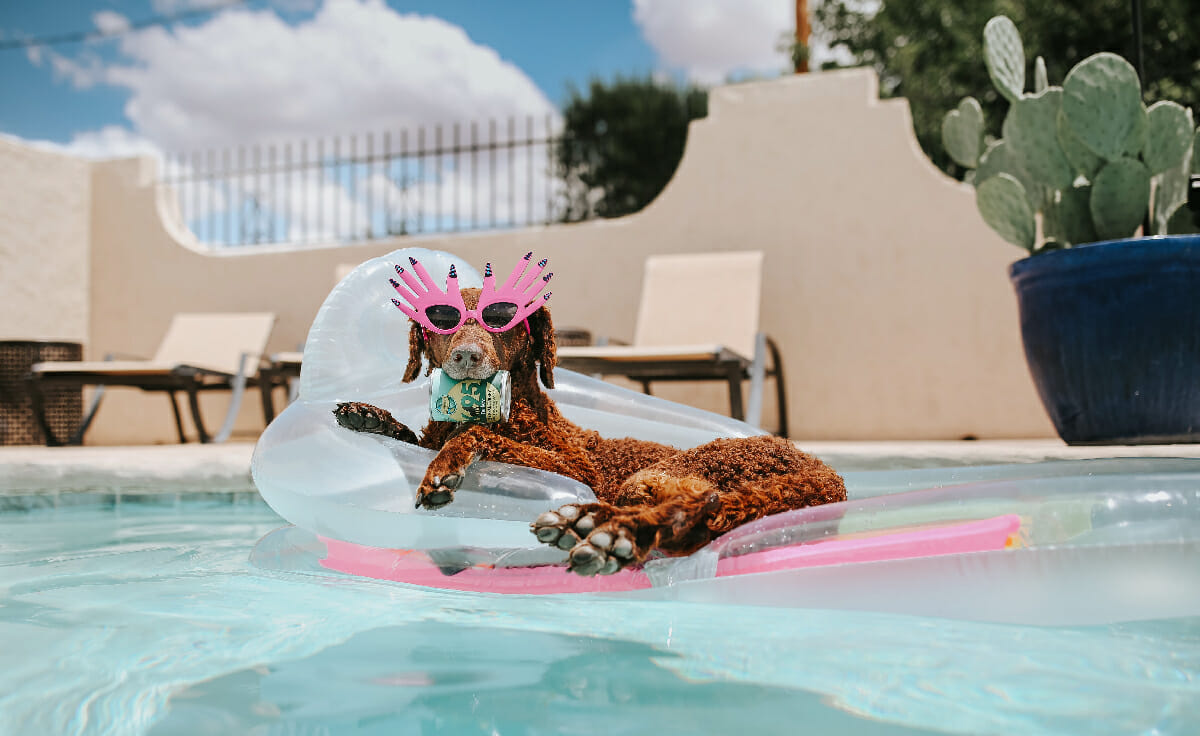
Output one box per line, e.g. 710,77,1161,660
532,468,847,576
531,477,723,576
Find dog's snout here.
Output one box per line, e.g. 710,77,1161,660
442,340,496,380
451,345,483,368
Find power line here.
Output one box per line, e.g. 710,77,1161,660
0,0,248,51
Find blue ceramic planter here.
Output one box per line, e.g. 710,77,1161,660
1009,235,1200,444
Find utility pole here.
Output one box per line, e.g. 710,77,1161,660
1130,0,1145,95
794,0,810,73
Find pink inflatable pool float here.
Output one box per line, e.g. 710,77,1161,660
317,516,1022,594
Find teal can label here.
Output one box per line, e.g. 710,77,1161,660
429,369,511,423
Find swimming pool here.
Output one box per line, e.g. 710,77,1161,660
2,465,1198,736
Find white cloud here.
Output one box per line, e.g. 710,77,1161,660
42,49,108,89
92,11,132,35
633,0,793,85
0,126,161,161
22,0,562,245
93,0,556,152
62,125,163,159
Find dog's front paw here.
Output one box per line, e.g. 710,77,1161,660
416,472,464,510
333,402,418,443
531,505,640,576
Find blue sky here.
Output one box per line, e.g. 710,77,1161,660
0,0,797,157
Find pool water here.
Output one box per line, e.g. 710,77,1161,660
2,494,1199,735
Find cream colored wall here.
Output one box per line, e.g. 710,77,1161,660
0,137,91,342
10,68,1057,444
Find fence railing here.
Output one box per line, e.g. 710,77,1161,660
158,115,576,247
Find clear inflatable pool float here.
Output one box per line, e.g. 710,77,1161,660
251,248,1200,625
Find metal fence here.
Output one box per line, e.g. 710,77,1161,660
158,115,572,247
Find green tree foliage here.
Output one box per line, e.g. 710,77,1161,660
813,0,1200,178
557,78,707,220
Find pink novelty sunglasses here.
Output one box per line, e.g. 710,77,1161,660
389,252,552,335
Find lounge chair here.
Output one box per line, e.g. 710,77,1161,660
556,251,788,434
26,312,276,445
259,351,303,421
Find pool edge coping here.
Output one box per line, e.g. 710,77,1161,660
4,439,1200,497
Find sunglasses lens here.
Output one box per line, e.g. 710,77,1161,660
480,302,519,329
425,305,462,330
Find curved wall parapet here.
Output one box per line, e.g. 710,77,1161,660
1,69,1054,443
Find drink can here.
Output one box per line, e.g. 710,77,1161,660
429,368,512,423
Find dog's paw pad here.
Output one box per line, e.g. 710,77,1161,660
532,511,565,543
567,527,636,576
333,403,375,431
333,402,417,442
555,529,582,551
531,508,638,576
416,475,463,509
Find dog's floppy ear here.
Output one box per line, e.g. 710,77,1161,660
529,305,556,388
402,321,426,382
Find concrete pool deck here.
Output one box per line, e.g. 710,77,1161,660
4,439,1200,495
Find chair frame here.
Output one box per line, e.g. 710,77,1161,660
558,335,788,436
24,313,274,445
26,355,260,445
258,351,303,422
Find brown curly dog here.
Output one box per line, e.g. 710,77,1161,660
334,287,845,576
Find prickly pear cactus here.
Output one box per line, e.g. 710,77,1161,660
1143,102,1193,175
1057,109,1105,179
1161,126,1200,235
1002,89,1074,191
1090,158,1151,241
943,15,1198,253
1034,57,1048,94
942,97,985,168
1061,53,1146,162
983,16,1025,103
1044,184,1097,246
977,174,1035,249
976,140,1043,210
1154,157,1191,234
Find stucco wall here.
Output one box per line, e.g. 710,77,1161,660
0,137,91,342
4,69,1057,444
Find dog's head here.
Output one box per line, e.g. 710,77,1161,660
402,287,557,390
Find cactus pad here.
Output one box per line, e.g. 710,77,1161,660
1193,127,1200,174
983,16,1025,103
975,139,1043,210
942,97,986,168
1002,88,1074,190
1153,159,1191,235
977,173,1035,250
1062,53,1146,162
1056,108,1104,180
1143,102,1192,175
1089,158,1151,241
1044,184,1097,246
1034,56,1048,94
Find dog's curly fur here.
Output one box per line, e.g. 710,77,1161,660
335,288,846,575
